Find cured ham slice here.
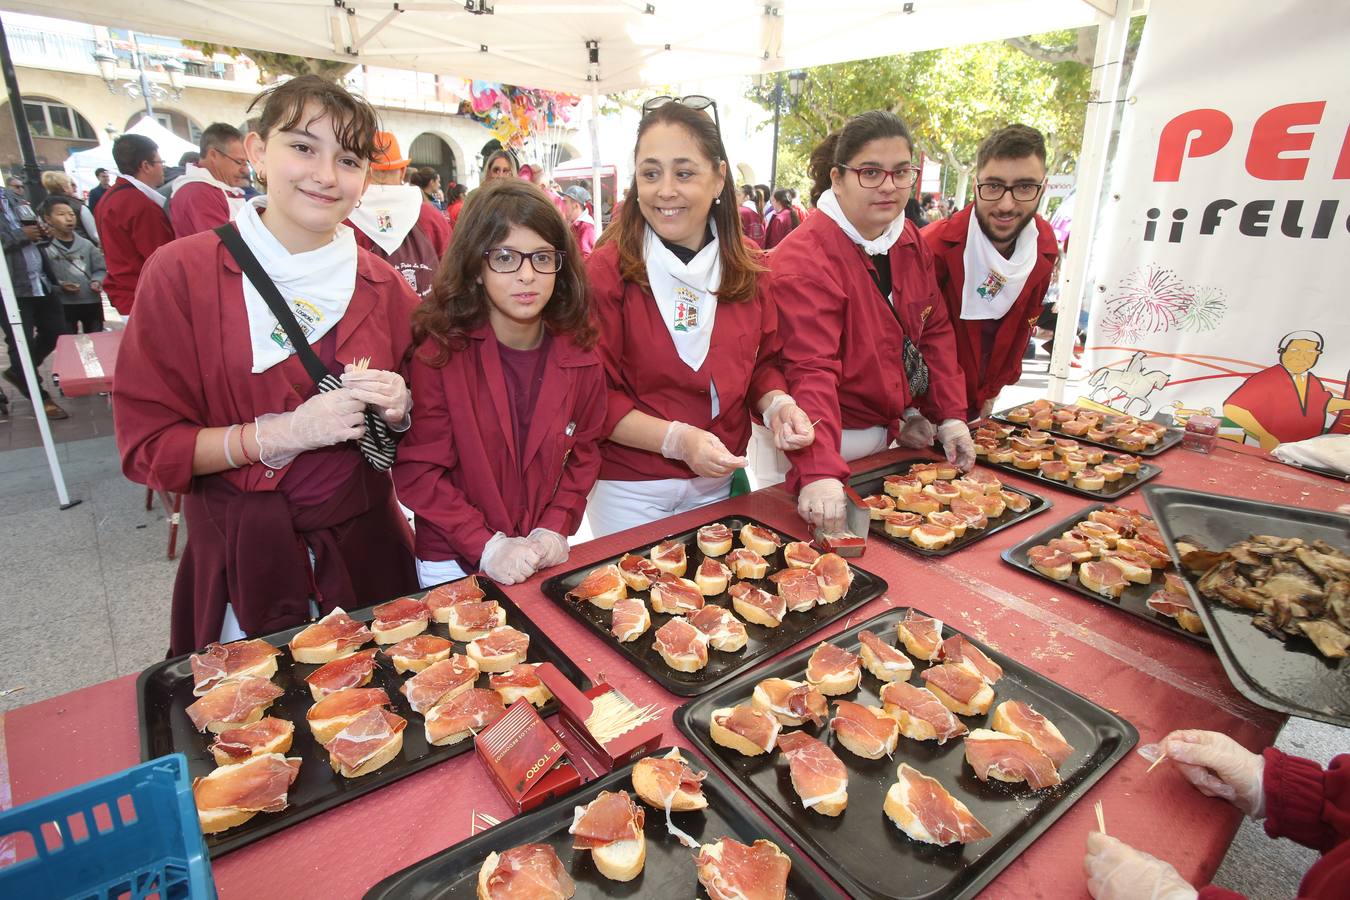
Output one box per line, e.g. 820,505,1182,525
883,511,924,538
190,640,280,695
964,728,1061,789
939,635,1004,684
609,597,651,642
288,607,372,658
1028,545,1074,580
695,557,732,595
991,701,1074,767
307,688,391,735
864,494,896,518
569,790,645,849
424,576,485,620
776,730,849,814
481,844,576,900
185,676,284,733
768,568,821,612
711,705,780,755
649,574,705,614
697,523,734,556
921,663,987,705
425,688,506,745
782,541,820,569
653,617,710,671
805,642,861,695
884,473,924,496
896,610,944,659
617,553,661,591
879,681,968,743
972,492,1008,519
1079,560,1127,598
922,481,961,504
689,605,749,652
305,648,377,698
811,553,853,602
446,599,505,630
927,510,968,537
964,468,1003,491
324,707,407,775
632,749,707,813
885,763,991,846
753,677,827,726
193,752,301,830
566,564,626,608
1047,537,1094,562
371,598,430,642
730,581,787,625
488,663,552,707
830,700,900,759
948,498,989,530
696,838,791,900
210,717,294,764
468,626,531,673
739,524,783,555
400,654,480,714
650,539,688,575
725,548,769,579
858,630,914,682
383,634,454,673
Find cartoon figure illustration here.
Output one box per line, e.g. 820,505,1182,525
1086,350,1172,417
1223,330,1350,450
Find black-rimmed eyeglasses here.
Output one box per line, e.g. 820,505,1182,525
482,247,565,274
642,94,721,133
837,164,920,190
975,181,1045,202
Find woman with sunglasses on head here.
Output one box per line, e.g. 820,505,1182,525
114,76,419,655
585,97,815,537
771,110,974,533
393,179,605,587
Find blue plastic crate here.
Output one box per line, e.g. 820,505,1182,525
0,753,215,900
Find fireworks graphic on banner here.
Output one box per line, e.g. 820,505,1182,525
1177,285,1229,333
1106,265,1193,333
1099,311,1142,345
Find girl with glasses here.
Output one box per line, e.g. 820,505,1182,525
394,179,605,587
584,100,815,537
770,110,974,533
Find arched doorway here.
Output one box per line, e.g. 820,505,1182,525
409,132,458,189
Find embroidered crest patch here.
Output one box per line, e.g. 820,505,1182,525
376,211,393,233
673,286,700,332
976,270,1007,301
270,298,321,349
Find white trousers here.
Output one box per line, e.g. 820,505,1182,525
416,558,469,589
586,474,733,539
750,423,891,491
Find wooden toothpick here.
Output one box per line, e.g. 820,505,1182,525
1145,753,1168,774
1094,800,1106,835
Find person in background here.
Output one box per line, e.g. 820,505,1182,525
167,123,251,238
772,110,972,531
444,182,466,229
1084,729,1348,900
737,184,764,247
787,187,808,223
93,134,173,315
923,124,1059,420
561,185,596,259
764,188,800,250
6,175,25,197
156,151,200,201
585,98,814,536
87,167,113,212
519,163,566,216
0,184,68,419
40,170,98,245
40,195,105,335
754,183,771,226
410,166,443,210
482,150,517,182
395,179,605,587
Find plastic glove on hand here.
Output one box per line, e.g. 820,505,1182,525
797,478,847,534
341,364,412,427
480,532,543,585
764,394,815,451
1163,730,1266,818
255,388,366,468
1084,833,1198,900
661,420,748,479
897,410,937,449
526,528,569,569
937,419,976,472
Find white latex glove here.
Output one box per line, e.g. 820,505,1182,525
341,365,412,429
661,420,748,479
1161,730,1266,818
255,389,366,468
979,397,996,418
480,532,542,585
937,419,976,472
1084,833,1198,900
764,393,815,451
897,408,937,449
798,477,847,533
526,527,569,569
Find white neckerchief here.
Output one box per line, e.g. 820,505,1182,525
347,184,423,255
816,188,906,256
171,164,247,218
573,209,595,229
236,198,357,374
960,208,1039,320
121,174,167,210
643,222,720,372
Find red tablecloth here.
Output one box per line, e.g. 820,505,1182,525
50,330,120,397
2,441,1345,899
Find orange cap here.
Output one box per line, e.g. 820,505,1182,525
371,131,409,171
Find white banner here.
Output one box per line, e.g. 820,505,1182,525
1084,0,1350,450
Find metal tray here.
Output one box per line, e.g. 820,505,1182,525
137,582,593,858
849,459,1052,557
1142,485,1350,727
1000,504,1210,645
990,403,1183,457
974,441,1162,500
676,608,1137,900
363,746,844,900
539,515,888,697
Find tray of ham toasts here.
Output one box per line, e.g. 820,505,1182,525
137,577,592,858
990,400,1183,457
539,515,888,697
675,607,1137,900
848,458,1051,556
364,746,842,899
970,418,1162,500
1000,504,1211,645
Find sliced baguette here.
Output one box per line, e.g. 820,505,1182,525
592,833,646,882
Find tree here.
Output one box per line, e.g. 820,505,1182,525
182,42,355,82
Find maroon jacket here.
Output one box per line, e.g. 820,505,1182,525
764,207,797,250
93,179,174,314
922,205,1059,418
169,180,233,239
738,205,764,247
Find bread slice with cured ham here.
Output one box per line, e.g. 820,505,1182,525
920,664,995,716
631,748,708,812
710,704,781,756
725,548,769,580
782,541,820,569
689,604,749,652
569,790,647,882
288,607,373,664
938,634,1003,684
884,763,991,846
424,575,486,623
811,553,853,603
489,662,552,707
566,564,626,609
730,582,787,626
445,599,507,642
858,631,914,682
617,553,661,591
425,687,506,746
649,573,706,614
695,838,791,900
879,681,969,744
478,844,575,900
305,648,378,700
769,568,822,613
323,707,406,778
466,625,530,673
991,701,1074,767
776,730,849,815
383,634,454,674
193,752,302,834
190,639,280,696
185,676,285,734
752,677,828,726
400,654,480,714
694,557,733,596
653,616,710,672
830,700,900,760
896,610,944,660
1079,560,1127,598
697,523,734,557
370,597,431,645
649,539,688,576
307,687,392,743
739,523,783,556
209,717,295,766
609,597,651,643
1028,545,1074,581
963,728,1061,789
805,642,861,696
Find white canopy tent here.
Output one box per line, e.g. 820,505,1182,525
63,116,198,193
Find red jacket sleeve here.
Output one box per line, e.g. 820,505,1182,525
777,271,850,487
170,182,230,239
418,202,451,258
588,249,639,437
747,273,788,409
1263,749,1350,853
537,358,607,536
912,236,968,422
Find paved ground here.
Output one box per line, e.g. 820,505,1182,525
0,343,1342,896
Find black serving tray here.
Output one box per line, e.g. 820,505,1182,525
1142,485,1350,727
990,403,1183,457
975,446,1162,500
539,515,888,697
849,459,1051,557
676,608,1137,900
1000,504,1210,646
364,746,844,900
137,581,593,858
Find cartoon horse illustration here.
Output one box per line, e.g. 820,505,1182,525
1086,351,1172,417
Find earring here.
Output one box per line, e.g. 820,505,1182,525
355,199,362,208
715,197,721,205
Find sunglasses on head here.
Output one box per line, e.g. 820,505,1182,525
642,94,721,132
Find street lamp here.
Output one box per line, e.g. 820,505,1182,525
767,69,807,193
92,35,185,120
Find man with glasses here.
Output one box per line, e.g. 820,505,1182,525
169,123,251,238
93,133,173,315
922,124,1060,419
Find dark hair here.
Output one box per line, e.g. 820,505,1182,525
199,122,244,157
409,167,440,190
598,100,764,304
247,74,381,162
112,134,160,176
481,150,518,180
412,179,596,364
773,188,800,228
445,183,466,204
94,167,108,176
975,124,1047,173
807,110,913,206
39,195,79,219
178,151,200,166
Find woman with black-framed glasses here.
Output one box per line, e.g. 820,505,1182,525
394,178,606,587
584,98,815,537
770,110,973,533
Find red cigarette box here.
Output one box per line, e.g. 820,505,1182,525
535,664,663,772
475,698,581,813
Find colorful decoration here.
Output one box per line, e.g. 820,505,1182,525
461,80,580,150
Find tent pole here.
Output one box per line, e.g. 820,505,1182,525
1047,2,1132,402
0,17,42,201
589,89,602,224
